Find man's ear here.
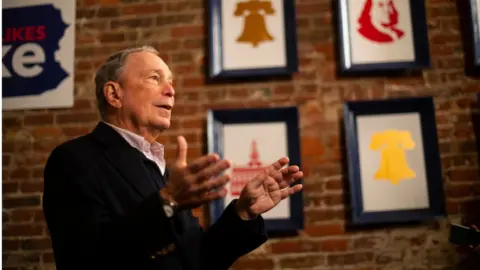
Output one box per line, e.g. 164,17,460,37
103,82,122,109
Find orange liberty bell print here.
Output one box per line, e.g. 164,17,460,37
369,129,416,185
234,0,275,47
230,140,267,196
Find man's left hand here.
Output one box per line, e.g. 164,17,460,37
235,156,303,220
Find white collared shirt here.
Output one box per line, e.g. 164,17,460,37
104,122,166,175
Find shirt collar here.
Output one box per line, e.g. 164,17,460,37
103,121,165,158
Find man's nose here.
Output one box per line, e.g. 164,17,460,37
163,84,175,97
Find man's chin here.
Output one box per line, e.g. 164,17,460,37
152,119,170,132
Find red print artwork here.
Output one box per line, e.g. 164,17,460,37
230,140,267,196
357,0,405,43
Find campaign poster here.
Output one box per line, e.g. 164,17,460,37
2,0,75,110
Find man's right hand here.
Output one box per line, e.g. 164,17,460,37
160,136,232,210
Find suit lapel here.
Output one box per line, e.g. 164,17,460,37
90,122,156,199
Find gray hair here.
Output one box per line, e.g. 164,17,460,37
94,45,160,120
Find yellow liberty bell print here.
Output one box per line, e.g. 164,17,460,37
369,129,416,185
234,0,275,47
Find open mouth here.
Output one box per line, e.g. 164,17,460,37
156,105,172,110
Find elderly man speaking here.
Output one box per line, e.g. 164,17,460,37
42,46,303,270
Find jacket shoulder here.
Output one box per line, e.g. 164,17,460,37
46,133,98,165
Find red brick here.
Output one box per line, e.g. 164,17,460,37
3,182,18,194
31,127,63,139
279,254,325,268
76,34,96,45
320,239,349,251
99,32,125,43
173,52,192,63
165,2,202,12
10,209,44,222
171,26,203,38
270,241,304,254
231,257,274,270
183,38,203,49
273,85,295,95
20,182,44,193
309,194,344,206
97,7,119,18
296,3,331,15
173,64,196,75
302,182,323,194
122,3,163,15
100,0,119,5
3,196,41,209
325,179,343,190
24,114,54,126
8,168,31,180
74,99,93,110
228,88,250,98
445,184,473,198
448,168,479,182
446,200,460,214
21,238,52,250
301,136,324,156
182,77,205,87
182,118,204,129
56,112,98,124
328,252,374,266
3,224,43,237
43,252,54,263
83,0,97,6
304,222,345,237
3,240,20,251
353,236,387,249
155,40,181,51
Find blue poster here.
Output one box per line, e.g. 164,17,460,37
2,0,75,110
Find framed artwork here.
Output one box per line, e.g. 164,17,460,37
336,0,430,73
466,0,480,69
343,97,445,225
207,0,298,80
475,93,480,155
206,106,303,232
2,0,75,110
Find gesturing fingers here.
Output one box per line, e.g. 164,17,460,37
187,153,220,174
274,166,303,189
281,165,299,177
193,159,231,183
195,174,231,194
280,184,303,200
266,156,289,175
202,187,228,202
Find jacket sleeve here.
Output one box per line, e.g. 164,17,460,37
176,200,268,270
42,145,176,270
202,200,268,270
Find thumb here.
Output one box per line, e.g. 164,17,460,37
175,135,188,167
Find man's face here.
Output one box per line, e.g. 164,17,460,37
117,51,175,131
371,0,392,24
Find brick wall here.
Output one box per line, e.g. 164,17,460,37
3,0,480,269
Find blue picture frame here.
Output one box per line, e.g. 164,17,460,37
207,0,298,80
468,0,480,67
337,0,430,73
343,97,445,225
206,106,304,232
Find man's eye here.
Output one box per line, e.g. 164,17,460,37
150,75,160,80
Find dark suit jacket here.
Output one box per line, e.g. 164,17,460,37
42,122,267,270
